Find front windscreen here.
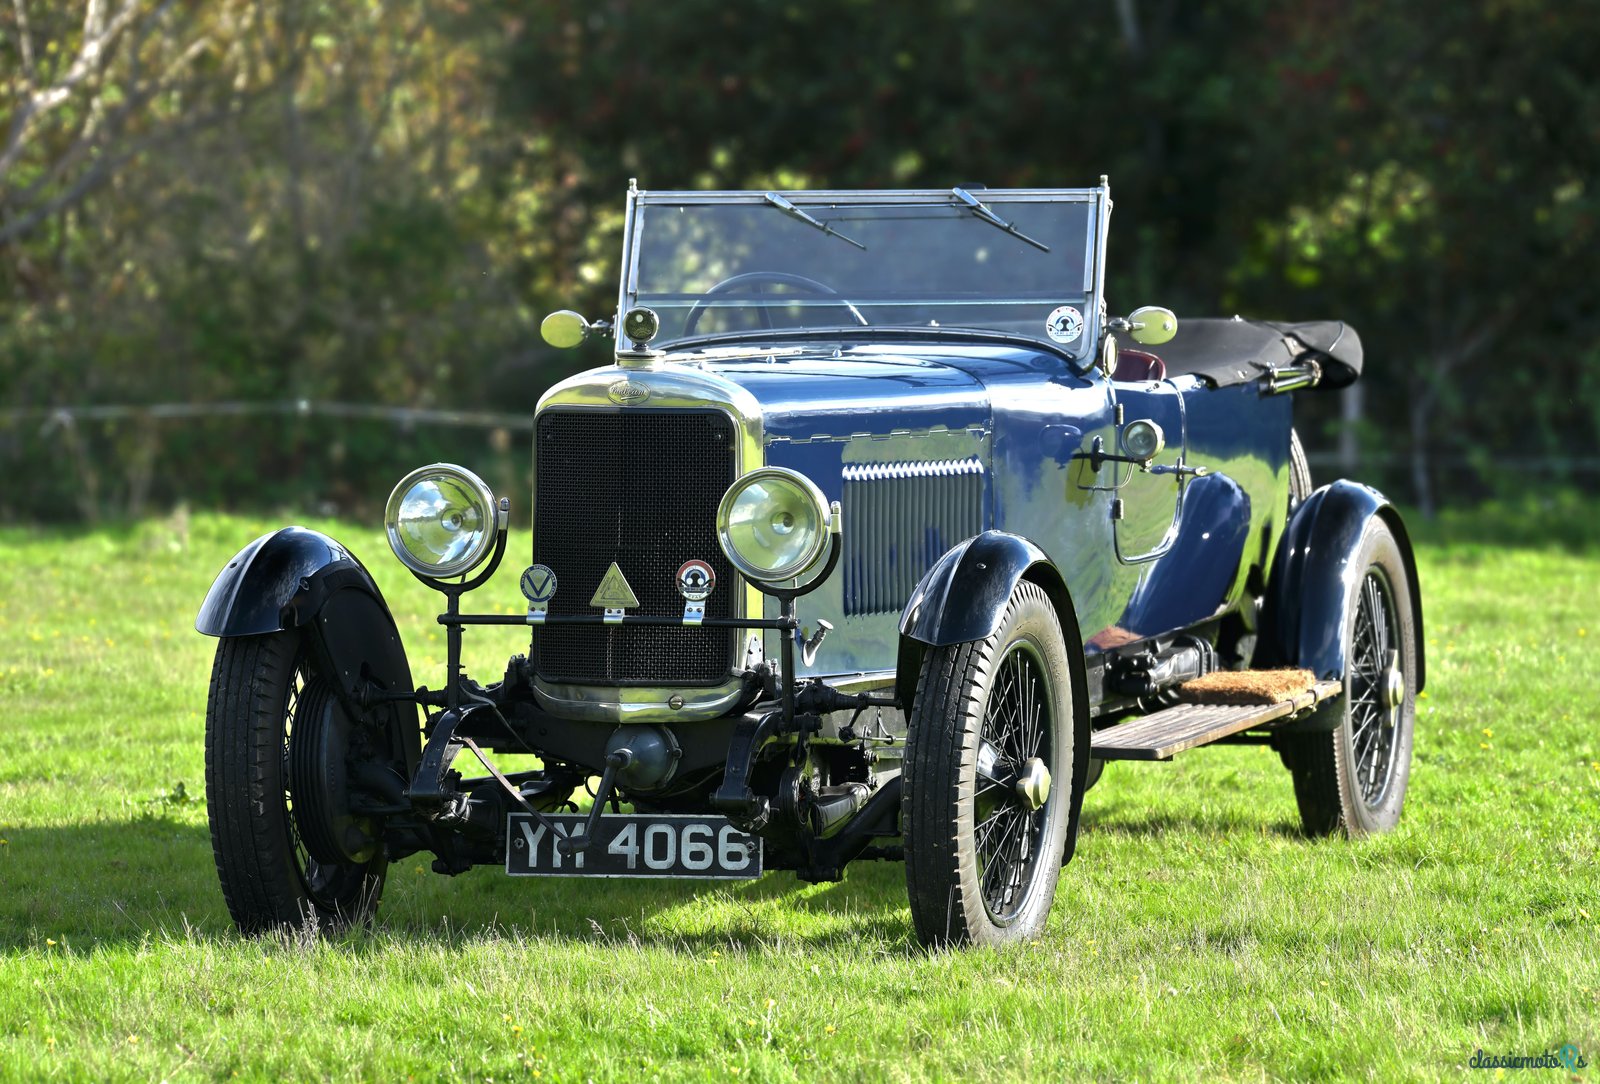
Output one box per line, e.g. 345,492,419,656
627,192,1099,353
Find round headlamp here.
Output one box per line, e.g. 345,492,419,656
385,463,497,578
716,467,831,583
621,306,660,345
1120,419,1166,462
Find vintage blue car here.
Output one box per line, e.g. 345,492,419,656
197,182,1424,947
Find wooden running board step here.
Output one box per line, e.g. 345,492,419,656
1091,680,1343,762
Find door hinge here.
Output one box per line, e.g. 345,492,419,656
1110,497,1124,521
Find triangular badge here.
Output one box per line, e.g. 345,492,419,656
589,562,640,609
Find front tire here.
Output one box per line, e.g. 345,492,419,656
205,631,387,933
903,581,1077,947
1280,518,1418,836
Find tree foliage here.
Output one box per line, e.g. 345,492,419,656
1,0,1595,520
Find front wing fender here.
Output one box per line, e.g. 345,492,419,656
196,526,418,767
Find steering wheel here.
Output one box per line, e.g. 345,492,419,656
681,271,869,337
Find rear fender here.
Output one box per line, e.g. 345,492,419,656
1258,481,1425,692
197,527,418,768
895,530,1092,862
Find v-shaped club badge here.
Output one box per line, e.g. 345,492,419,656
590,561,640,623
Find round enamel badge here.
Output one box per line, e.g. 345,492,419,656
675,559,716,602
520,564,558,604
1045,305,1085,344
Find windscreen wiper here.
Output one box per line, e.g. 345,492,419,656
764,192,867,251
950,187,1050,252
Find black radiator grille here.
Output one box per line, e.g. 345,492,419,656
842,458,985,615
533,409,739,686
534,409,739,687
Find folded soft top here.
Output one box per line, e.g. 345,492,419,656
1156,317,1363,389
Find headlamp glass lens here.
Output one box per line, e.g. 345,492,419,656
385,465,495,576
719,470,827,581
1121,420,1164,461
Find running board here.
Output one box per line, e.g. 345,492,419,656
1091,680,1343,761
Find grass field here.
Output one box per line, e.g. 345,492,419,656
2,500,1597,1081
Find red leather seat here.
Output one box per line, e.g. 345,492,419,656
1113,349,1167,382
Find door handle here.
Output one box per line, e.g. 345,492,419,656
1147,459,1210,479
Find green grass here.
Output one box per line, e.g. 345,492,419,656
2,502,1598,1082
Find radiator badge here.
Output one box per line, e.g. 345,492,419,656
676,559,715,627
590,562,641,624
520,564,558,604
675,560,716,601
521,564,557,625
607,379,651,405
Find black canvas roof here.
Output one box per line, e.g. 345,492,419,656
1156,318,1363,389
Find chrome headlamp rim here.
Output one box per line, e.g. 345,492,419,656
384,462,498,578
1119,418,1165,462
715,466,831,583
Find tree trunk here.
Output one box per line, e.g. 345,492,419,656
1407,377,1434,519
1116,0,1144,56
1339,382,1363,475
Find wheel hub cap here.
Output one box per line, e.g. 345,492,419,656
1382,649,1404,720
1015,757,1051,811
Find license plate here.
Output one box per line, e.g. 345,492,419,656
505,813,763,879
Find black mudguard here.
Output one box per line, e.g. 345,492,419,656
896,530,1092,863
196,526,419,770
1257,481,1426,720
898,532,1066,645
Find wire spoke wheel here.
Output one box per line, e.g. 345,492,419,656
973,644,1051,922
904,579,1080,947
1280,516,1419,837
1348,571,1401,806
281,667,319,897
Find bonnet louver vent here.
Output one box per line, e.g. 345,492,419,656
841,457,985,616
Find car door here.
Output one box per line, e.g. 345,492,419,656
1108,376,1189,562
1111,374,1289,640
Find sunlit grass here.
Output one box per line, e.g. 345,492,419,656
1,503,1597,1081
